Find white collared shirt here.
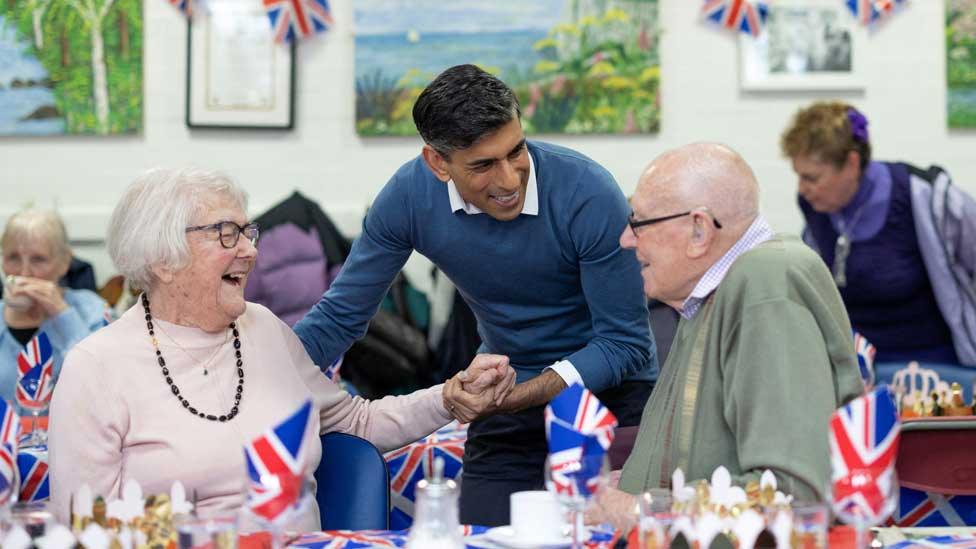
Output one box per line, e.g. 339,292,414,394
444,152,584,387
679,215,774,319
446,151,539,216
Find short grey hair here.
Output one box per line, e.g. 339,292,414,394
107,167,248,291
1,209,71,260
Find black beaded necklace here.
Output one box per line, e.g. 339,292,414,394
141,294,243,422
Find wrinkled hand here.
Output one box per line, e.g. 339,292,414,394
584,486,638,533
7,275,67,317
442,354,516,423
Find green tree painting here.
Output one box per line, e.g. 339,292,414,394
947,0,976,128
0,0,142,135
354,0,660,136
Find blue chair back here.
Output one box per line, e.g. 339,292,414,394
315,432,390,530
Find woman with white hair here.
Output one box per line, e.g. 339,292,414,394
0,209,108,403
48,167,514,528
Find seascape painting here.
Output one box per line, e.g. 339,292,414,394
947,0,976,128
0,0,142,136
354,0,660,136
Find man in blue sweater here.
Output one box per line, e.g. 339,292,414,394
294,64,657,525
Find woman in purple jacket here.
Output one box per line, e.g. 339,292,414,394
781,101,976,366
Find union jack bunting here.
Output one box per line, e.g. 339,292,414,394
846,0,908,26
830,385,900,526
854,331,877,388
890,486,976,527
16,450,49,502
244,400,313,524
702,0,769,38
385,422,467,529
16,332,54,411
545,383,617,499
263,0,335,44
287,530,406,548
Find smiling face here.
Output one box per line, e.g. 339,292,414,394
791,152,860,213
424,118,530,221
161,193,257,331
619,191,696,306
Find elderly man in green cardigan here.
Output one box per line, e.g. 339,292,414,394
590,143,863,529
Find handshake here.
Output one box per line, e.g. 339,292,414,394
442,354,517,423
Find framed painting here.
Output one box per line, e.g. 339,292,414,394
947,0,976,128
0,0,143,136
739,0,864,91
354,0,661,136
186,0,295,130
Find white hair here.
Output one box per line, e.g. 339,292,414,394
107,167,248,291
1,209,71,259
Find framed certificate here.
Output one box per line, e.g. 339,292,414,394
738,0,864,92
186,0,295,129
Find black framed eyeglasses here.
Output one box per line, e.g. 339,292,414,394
185,221,260,249
628,210,723,236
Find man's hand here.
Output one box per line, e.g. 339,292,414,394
442,354,515,423
584,486,638,532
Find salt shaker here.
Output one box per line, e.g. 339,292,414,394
405,457,463,549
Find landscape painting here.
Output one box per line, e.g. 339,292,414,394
354,0,660,136
0,0,142,136
947,0,976,128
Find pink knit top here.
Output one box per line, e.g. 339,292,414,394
49,301,452,530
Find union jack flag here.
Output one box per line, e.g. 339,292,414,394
324,355,342,382
385,422,466,529
16,332,54,411
166,0,193,15
0,399,18,505
0,444,14,505
263,0,335,44
244,399,313,524
702,0,769,38
887,535,976,549
545,383,617,499
854,331,876,388
846,0,908,26
16,450,49,502
0,399,19,449
830,385,900,526
288,530,406,548
890,486,976,527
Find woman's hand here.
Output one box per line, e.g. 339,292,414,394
9,275,68,317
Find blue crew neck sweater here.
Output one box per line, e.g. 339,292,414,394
294,141,657,390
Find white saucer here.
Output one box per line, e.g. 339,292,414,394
483,526,590,549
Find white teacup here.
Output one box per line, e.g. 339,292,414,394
4,276,34,311
509,490,567,543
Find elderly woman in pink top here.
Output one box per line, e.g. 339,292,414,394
48,167,514,529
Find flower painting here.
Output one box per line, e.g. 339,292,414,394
354,0,659,136
947,0,976,128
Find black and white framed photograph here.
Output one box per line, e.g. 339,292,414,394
186,0,295,129
739,0,864,91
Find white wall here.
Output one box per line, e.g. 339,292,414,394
1,0,974,291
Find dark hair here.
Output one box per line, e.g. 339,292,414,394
412,64,521,158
